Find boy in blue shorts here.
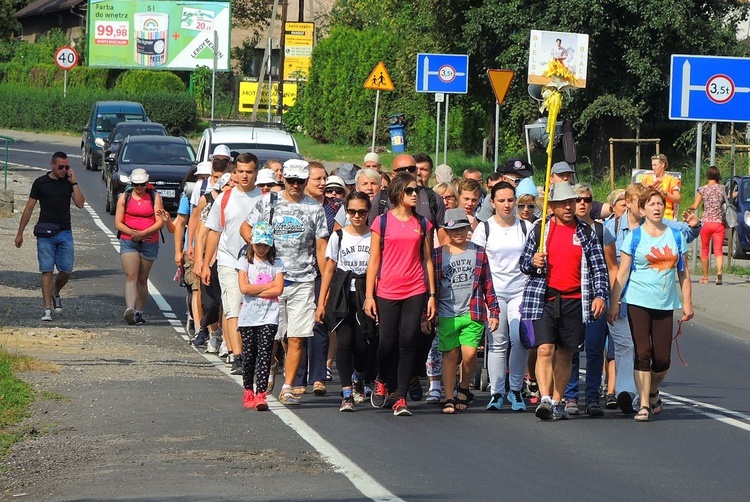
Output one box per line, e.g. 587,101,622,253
432,209,499,414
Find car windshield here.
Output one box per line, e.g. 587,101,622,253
112,126,166,143
96,113,146,133
217,142,296,153
120,143,195,165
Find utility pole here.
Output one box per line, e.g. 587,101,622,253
299,0,304,21
278,0,288,120
251,0,279,122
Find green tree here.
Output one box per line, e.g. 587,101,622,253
0,0,27,41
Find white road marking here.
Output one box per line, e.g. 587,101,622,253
81,195,403,502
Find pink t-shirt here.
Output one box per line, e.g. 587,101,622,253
371,212,432,300
122,191,158,243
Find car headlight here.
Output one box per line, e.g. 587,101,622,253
119,174,130,183
744,210,750,227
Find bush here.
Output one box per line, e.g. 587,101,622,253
115,70,186,93
0,85,198,135
68,67,108,90
27,64,60,88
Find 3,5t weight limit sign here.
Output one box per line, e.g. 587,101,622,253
706,74,734,104
54,46,79,70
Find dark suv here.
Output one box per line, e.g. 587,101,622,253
104,135,195,214
82,101,148,171
726,176,750,258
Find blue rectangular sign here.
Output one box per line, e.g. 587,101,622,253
416,53,469,94
669,54,750,122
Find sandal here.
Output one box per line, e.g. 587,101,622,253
426,388,442,404
699,277,709,284
455,386,471,412
313,381,327,396
293,386,307,396
441,399,456,414
650,391,663,415
634,406,652,422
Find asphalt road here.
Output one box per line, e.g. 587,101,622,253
4,131,750,501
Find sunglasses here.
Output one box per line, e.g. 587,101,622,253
404,186,418,196
257,183,276,188
132,183,147,188
285,178,306,186
576,197,593,203
56,165,71,170
346,209,368,217
393,165,417,174
518,204,536,210
326,188,345,195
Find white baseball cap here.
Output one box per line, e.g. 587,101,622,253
211,145,232,159
282,159,310,179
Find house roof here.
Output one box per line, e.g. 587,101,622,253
13,0,84,19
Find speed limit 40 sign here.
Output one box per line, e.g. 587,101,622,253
55,46,79,70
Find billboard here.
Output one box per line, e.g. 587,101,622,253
528,30,589,88
238,82,298,111
87,0,231,70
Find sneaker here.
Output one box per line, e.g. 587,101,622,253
564,398,580,415
52,295,62,313
486,393,504,411
408,376,423,401
370,380,388,408
230,354,244,375
364,385,373,398
279,388,300,406
535,400,553,420
218,340,229,358
605,393,618,409
352,381,366,404
186,319,195,337
135,312,146,325
191,328,209,347
243,389,255,409
617,391,635,415
392,397,412,416
425,388,442,404
552,403,570,420
41,310,52,322
123,307,136,325
586,401,604,417
205,333,222,353
226,353,234,366
507,390,527,411
524,375,541,404
326,367,333,381
339,396,355,412
254,392,269,411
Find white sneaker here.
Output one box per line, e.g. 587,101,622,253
41,310,52,322
205,334,222,354
218,340,229,358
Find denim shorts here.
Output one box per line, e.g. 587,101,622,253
37,230,74,273
119,238,159,261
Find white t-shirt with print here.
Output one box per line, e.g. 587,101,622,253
236,257,285,327
325,229,371,291
205,186,262,268
471,217,529,297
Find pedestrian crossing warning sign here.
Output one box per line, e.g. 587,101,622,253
364,61,395,91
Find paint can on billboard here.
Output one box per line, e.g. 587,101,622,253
134,12,168,66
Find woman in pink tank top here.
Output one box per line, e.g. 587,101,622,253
114,168,164,325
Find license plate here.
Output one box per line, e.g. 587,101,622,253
157,189,175,198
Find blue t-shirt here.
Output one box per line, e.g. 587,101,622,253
620,228,687,310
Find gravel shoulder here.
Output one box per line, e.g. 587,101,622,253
0,167,354,501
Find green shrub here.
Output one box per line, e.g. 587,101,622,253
139,92,198,135
115,69,186,93
0,62,27,85
68,67,108,90
27,64,60,89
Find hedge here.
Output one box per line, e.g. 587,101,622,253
0,85,198,135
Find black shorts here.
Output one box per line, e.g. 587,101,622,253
532,298,585,351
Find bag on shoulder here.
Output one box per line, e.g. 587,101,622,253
33,222,61,237
722,189,738,228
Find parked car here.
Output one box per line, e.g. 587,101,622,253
725,176,750,258
195,121,300,163
104,135,195,215
95,122,168,176
82,101,148,171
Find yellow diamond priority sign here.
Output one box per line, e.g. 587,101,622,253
364,61,395,91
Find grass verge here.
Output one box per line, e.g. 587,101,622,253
0,349,36,458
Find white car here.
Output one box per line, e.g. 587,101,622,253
196,122,300,163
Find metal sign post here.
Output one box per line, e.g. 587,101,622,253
54,46,78,98
364,61,395,153
435,93,444,166
371,90,380,154
691,122,703,272
443,94,449,165
211,31,217,121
